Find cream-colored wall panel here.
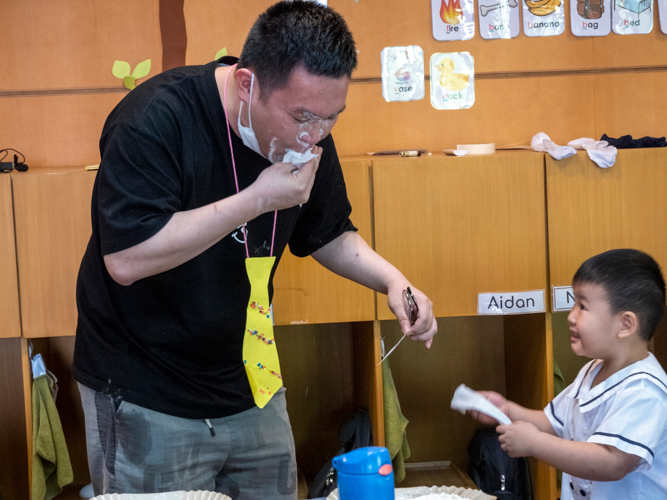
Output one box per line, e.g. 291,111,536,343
594,71,667,140
1,1,162,91
334,75,596,157
273,160,375,325
374,152,547,318
592,10,667,68
184,0,276,65
0,93,123,168
13,168,96,338
547,149,667,287
0,176,21,338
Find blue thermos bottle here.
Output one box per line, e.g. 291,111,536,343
332,446,395,500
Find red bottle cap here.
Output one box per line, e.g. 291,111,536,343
379,464,393,476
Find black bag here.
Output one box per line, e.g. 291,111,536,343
468,427,532,500
307,408,373,499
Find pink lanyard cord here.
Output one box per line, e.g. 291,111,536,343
222,64,277,258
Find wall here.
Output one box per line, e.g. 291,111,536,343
2,0,666,167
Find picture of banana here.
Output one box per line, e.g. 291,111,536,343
525,0,561,15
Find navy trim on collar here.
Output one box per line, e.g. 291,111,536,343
593,432,654,458
550,401,564,427
580,372,667,408
574,361,597,399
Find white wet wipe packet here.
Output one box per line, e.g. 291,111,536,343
282,148,319,170
450,384,511,425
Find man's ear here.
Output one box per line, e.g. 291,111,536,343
235,68,254,104
618,311,639,339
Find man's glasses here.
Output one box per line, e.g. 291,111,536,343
404,287,419,325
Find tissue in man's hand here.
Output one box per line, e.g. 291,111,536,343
282,148,319,170
450,384,511,425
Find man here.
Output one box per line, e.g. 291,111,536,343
73,2,437,499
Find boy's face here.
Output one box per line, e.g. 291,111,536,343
567,282,620,359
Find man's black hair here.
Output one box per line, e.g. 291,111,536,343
237,0,357,99
573,249,666,341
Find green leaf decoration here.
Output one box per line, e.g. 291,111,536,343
123,75,137,90
132,59,151,79
215,47,228,60
113,59,151,90
112,60,131,79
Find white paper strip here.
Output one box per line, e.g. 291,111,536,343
478,290,545,315
522,0,566,36
570,0,612,35
612,0,654,34
660,0,667,33
552,286,575,312
431,0,476,41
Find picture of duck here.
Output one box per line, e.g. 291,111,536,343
437,58,469,90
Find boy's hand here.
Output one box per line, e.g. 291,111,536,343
496,421,540,457
468,391,510,425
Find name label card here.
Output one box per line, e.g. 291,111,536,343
552,286,575,312
478,290,545,315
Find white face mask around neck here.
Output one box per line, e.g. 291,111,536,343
236,71,319,168
237,72,264,158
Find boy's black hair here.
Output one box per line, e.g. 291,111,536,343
573,249,666,341
237,0,357,100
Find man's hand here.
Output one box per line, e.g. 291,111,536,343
248,146,322,213
468,391,511,425
387,283,437,348
496,421,541,458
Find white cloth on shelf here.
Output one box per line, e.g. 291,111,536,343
531,132,576,160
567,137,617,168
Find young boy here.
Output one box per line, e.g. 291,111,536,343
470,249,667,499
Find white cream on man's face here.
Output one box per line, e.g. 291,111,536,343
249,66,349,162
267,112,336,162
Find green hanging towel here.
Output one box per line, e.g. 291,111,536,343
382,360,411,484
32,374,73,500
554,358,566,397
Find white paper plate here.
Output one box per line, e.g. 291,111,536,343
92,492,230,500
396,485,496,500
327,486,496,500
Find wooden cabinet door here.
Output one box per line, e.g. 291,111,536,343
0,175,21,338
13,168,96,338
272,159,376,325
547,149,667,287
373,152,548,318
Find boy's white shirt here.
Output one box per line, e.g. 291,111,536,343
545,352,667,500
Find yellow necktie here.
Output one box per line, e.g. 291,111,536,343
243,256,283,408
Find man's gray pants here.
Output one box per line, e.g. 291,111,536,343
78,383,298,499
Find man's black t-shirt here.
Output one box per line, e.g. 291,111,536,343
73,57,356,419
